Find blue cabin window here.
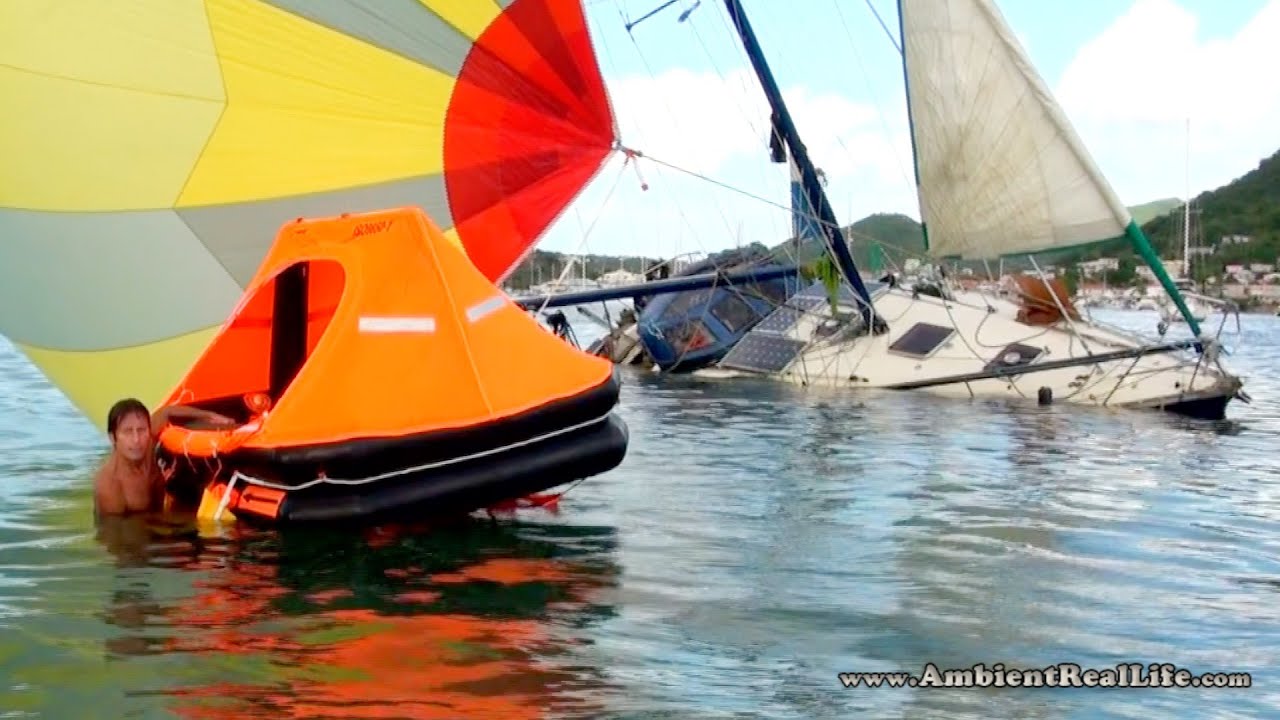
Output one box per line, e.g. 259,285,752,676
710,292,760,333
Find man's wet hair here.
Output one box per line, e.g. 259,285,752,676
107,398,150,436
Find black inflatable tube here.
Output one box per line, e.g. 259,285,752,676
169,367,624,487
269,412,629,525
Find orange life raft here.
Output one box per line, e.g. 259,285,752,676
155,207,628,525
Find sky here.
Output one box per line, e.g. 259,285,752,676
531,0,1280,265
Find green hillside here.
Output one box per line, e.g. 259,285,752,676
778,147,1278,281
768,201,1193,273
508,148,1277,287
1142,149,1280,278
770,212,926,268
1129,197,1182,225
1038,148,1280,282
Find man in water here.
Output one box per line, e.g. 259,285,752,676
93,398,236,516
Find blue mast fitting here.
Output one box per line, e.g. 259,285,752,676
722,0,886,332
789,158,823,243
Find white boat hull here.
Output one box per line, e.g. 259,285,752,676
695,283,1241,419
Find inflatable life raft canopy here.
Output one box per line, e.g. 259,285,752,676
155,206,627,524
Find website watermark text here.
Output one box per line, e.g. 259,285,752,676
839,663,1251,689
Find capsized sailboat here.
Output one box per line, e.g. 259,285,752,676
564,0,1244,419
692,0,1245,419
0,0,616,432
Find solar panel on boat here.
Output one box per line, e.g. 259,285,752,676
753,295,826,334
719,334,808,373
887,322,955,358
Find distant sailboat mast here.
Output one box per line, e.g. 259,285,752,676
1183,117,1191,281
892,0,1206,339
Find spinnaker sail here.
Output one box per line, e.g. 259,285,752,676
0,0,616,429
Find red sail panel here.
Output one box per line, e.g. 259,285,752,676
444,0,616,282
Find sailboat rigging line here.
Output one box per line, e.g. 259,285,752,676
827,0,914,191
857,0,902,54
1100,352,1152,407
624,0,681,32
532,163,628,317
613,2,759,246
632,150,839,232
684,11,769,144
930,298,1029,400
897,276,1048,351
965,291,1052,349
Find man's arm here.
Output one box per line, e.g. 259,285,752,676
151,404,237,435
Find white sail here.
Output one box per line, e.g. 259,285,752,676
899,0,1134,259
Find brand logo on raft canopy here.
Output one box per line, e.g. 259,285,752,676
352,220,392,237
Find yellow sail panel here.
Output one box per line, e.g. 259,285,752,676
0,0,222,95
0,1,223,211
179,0,455,207
14,327,221,433
418,0,504,40
440,226,465,253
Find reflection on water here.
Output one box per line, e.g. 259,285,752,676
2,310,1280,719
88,514,621,719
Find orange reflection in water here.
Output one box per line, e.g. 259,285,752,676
96,513,620,719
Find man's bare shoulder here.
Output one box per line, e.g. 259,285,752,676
93,455,124,515
93,455,116,485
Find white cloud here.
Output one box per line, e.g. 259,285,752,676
607,67,764,177
1057,0,1280,203
537,1,1278,262
539,67,920,258
607,66,907,186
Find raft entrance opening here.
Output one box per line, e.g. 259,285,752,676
170,258,347,426
271,262,309,402
261,258,346,406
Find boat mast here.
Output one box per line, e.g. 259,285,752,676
1119,115,1203,337
895,0,928,254
722,0,886,332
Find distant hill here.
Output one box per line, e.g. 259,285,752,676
1040,148,1280,280
509,149,1277,287
1142,149,1280,277
776,147,1278,280
770,212,926,268
1129,197,1183,225
768,201,1194,272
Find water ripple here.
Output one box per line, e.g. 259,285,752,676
0,313,1278,718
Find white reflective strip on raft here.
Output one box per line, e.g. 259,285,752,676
466,295,505,323
358,316,436,333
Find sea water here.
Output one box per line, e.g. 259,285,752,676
0,307,1277,719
